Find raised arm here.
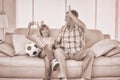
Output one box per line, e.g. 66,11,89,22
26,21,45,49
26,22,35,41
68,6,87,33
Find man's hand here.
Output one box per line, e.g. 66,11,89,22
68,5,71,14
68,5,73,19
53,41,60,49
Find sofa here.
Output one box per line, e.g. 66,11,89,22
0,28,120,80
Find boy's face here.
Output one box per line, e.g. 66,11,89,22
41,27,50,37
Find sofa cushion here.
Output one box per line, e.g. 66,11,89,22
0,52,7,57
12,35,33,55
94,57,120,66
0,56,44,67
66,57,120,67
10,56,45,67
113,53,120,57
0,56,119,67
5,28,107,51
104,47,120,57
85,29,104,48
0,42,15,56
0,56,119,78
91,39,119,57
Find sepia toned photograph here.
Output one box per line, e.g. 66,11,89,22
0,0,120,80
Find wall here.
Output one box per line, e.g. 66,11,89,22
67,0,95,29
0,0,2,11
16,0,65,28
118,0,120,41
96,0,116,39
16,0,32,28
4,0,16,28
16,0,118,39
34,0,65,28
0,0,113,40
0,0,16,28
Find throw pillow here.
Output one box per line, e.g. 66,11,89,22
0,42,15,56
0,52,8,56
90,39,119,57
12,34,32,55
104,47,120,57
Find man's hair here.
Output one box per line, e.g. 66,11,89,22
66,10,78,17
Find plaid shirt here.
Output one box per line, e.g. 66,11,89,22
56,24,84,54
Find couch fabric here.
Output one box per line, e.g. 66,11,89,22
0,28,119,80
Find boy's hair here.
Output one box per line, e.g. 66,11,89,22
39,24,50,37
66,10,78,17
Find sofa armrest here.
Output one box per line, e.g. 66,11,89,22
103,34,110,39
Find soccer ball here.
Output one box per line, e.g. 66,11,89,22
25,42,41,57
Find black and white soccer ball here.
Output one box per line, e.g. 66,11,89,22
25,42,41,57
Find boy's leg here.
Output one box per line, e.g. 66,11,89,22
74,49,94,80
54,48,67,79
42,45,59,72
43,45,54,62
44,57,51,80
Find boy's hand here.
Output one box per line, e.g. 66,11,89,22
29,21,38,26
41,21,44,26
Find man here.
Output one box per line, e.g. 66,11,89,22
54,6,94,80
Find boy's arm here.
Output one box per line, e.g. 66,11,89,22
26,22,45,49
26,22,35,41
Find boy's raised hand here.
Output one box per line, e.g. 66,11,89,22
41,20,44,26
28,21,36,26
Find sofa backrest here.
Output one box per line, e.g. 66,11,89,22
5,28,109,48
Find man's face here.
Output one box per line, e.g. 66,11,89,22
65,13,72,24
65,13,75,27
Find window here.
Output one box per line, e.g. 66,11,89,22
67,0,96,29
16,0,65,28
96,0,116,39
16,0,116,39
16,0,32,28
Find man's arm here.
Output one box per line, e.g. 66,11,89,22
68,6,87,33
54,32,62,49
53,26,65,49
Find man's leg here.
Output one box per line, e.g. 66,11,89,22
74,49,94,80
54,48,67,79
